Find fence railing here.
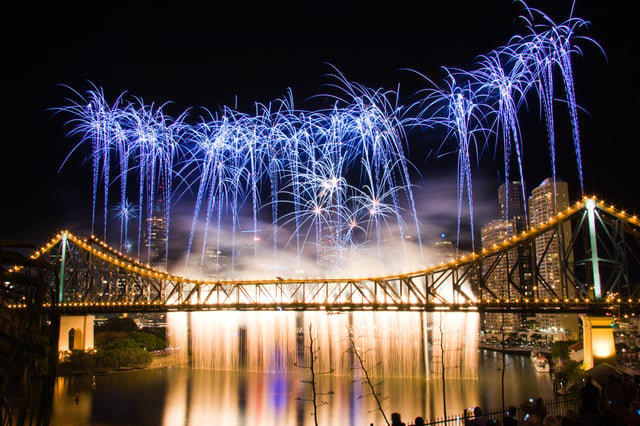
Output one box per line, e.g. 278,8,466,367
401,395,581,426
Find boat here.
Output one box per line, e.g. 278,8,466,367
534,355,551,373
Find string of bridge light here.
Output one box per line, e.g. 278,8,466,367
6,196,640,285
6,297,640,310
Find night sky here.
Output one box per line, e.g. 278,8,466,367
1,1,637,248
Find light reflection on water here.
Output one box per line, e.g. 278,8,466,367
50,312,555,425
169,311,480,378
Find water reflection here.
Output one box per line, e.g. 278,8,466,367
50,357,553,425
49,312,555,425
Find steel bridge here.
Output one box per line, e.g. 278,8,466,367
3,197,640,315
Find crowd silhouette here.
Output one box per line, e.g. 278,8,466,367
384,372,640,425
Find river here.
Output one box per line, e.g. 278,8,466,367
50,311,555,425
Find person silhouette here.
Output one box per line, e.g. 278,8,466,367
466,406,487,425
391,412,406,426
414,416,425,426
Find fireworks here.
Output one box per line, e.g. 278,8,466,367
56,2,601,276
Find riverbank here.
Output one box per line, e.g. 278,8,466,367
148,353,188,369
58,353,187,376
479,344,551,356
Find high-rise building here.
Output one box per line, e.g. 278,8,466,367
203,246,230,279
434,234,455,263
480,218,520,331
145,211,167,267
481,219,517,297
499,181,527,231
499,181,534,299
528,178,577,338
528,178,573,299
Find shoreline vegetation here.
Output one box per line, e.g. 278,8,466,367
59,343,547,377
58,352,187,376
58,317,171,376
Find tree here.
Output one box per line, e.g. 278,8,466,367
295,324,333,426
434,312,462,419
346,328,389,426
551,341,570,362
550,340,584,395
130,332,166,351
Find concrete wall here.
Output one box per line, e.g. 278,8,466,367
59,315,94,352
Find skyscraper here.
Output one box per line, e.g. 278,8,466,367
499,180,534,298
528,178,576,338
478,181,533,332
145,210,167,268
480,218,521,331
499,181,527,232
528,178,573,299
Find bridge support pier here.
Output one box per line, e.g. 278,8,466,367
59,315,94,353
581,315,616,369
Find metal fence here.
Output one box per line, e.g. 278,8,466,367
402,396,581,426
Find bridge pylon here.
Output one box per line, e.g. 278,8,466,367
59,315,94,353
581,314,616,369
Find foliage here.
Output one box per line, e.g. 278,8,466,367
95,346,152,369
551,341,570,361
59,327,162,373
95,329,166,352
555,359,586,394
140,326,167,342
94,331,128,348
59,350,96,374
130,332,166,351
104,337,139,350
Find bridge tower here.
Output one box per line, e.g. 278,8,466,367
581,315,616,369
580,198,614,369
59,315,95,352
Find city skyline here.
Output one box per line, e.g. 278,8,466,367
1,1,636,252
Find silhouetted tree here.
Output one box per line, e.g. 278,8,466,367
346,327,390,425
295,324,333,426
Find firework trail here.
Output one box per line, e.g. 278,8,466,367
56,2,600,278
517,0,604,195
415,70,489,250
471,47,532,223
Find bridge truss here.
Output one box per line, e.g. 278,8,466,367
4,197,640,314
